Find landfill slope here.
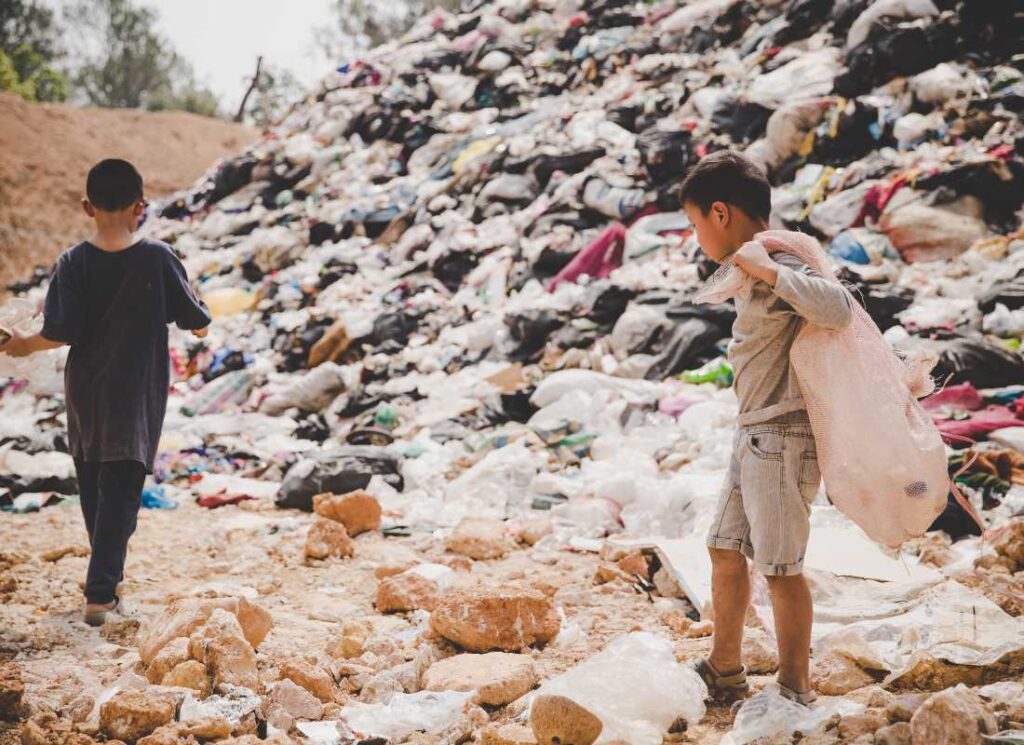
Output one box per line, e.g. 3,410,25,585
0,92,257,290
2,1,1024,744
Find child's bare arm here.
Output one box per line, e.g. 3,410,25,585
0,332,66,358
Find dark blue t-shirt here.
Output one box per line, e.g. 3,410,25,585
42,238,211,471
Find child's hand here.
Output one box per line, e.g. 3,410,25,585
733,240,779,286
192,326,209,339
0,332,32,358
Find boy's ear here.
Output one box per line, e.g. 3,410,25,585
81,198,95,218
710,201,730,227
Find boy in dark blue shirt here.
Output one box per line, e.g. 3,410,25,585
1,159,211,625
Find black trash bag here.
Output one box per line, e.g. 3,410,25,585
275,447,403,511
932,338,1024,389
979,276,1024,314
585,283,637,326
928,492,983,540
831,0,870,36
370,312,417,347
915,159,1024,234
836,268,914,331
637,129,693,185
433,250,480,292
711,98,773,144
775,0,834,44
505,309,568,361
834,15,959,97
528,148,607,188
207,156,258,206
309,221,338,246
553,324,600,350
644,317,727,380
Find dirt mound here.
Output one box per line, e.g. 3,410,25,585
0,93,256,288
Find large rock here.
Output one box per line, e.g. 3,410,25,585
482,723,539,745
137,596,272,666
268,679,323,721
162,660,211,697
304,517,354,560
742,629,779,675
430,586,560,652
993,518,1024,568
312,490,381,536
138,718,232,745
376,570,442,613
423,652,536,706
146,636,190,684
445,517,509,560
0,662,24,721
910,685,997,745
99,690,176,743
189,609,260,692
886,693,928,723
280,659,335,703
326,620,373,659
876,722,912,745
837,711,886,740
812,652,876,695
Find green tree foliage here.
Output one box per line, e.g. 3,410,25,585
318,0,463,60
65,0,219,116
245,63,304,129
0,0,68,102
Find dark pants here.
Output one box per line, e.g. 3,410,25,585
74,459,146,604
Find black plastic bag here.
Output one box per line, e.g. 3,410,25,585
505,309,568,361
637,129,693,185
932,338,1024,389
275,447,403,511
980,276,1024,314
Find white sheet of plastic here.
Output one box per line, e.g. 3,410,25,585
722,689,865,745
338,690,474,740
530,632,706,745
846,0,940,49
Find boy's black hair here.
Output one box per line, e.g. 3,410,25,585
86,159,144,212
678,150,771,223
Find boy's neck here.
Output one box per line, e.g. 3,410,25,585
91,226,137,252
724,217,771,257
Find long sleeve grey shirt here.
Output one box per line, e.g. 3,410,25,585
729,252,853,426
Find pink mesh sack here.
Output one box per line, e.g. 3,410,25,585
694,230,951,548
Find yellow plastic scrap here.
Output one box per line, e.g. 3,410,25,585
452,136,501,175
203,287,257,318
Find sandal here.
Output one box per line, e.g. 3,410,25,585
776,682,818,707
691,657,749,703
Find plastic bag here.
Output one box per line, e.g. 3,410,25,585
530,632,706,745
695,230,948,548
338,690,475,741
276,447,403,511
722,689,864,745
261,362,347,416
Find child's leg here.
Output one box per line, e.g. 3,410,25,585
84,461,145,605
709,547,750,674
766,573,813,693
73,459,101,547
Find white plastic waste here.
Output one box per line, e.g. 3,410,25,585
747,48,840,108
261,362,347,415
983,304,1024,338
338,690,475,741
530,632,706,745
846,0,939,49
721,689,865,745
179,685,261,727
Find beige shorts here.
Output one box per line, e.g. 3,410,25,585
706,422,821,576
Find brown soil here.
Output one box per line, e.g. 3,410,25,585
0,92,256,288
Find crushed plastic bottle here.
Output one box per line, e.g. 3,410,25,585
681,357,734,387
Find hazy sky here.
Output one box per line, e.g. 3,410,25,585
54,0,338,113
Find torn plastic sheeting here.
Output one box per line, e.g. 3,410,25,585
530,369,661,408
811,579,1024,686
179,685,261,727
337,690,475,741
530,632,706,745
722,689,865,745
846,0,939,49
442,439,545,524
746,47,840,109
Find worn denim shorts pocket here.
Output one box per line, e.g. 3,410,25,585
798,451,822,503
747,429,784,460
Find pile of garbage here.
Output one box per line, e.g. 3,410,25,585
3,0,1024,742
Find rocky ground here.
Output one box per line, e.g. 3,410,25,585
0,489,1021,744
